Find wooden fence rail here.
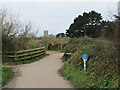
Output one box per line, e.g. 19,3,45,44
3,47,46,61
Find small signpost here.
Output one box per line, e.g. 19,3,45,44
82,54,88,71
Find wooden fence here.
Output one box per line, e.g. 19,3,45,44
3,47,46,62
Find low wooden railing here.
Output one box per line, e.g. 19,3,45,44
3,47,46,61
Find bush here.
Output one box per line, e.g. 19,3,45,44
61,36,119,88
38,38,69,51
64,36,95,53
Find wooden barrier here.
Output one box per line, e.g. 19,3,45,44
3,47,46,61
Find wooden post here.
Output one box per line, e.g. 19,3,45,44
15,51,17,61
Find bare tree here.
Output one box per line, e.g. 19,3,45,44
1,8,38,51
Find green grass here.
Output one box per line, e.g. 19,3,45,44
4,54,49,65
2,67,13,86
60,62,118,88
60,63,92,88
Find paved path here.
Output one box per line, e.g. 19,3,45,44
4,51,73,88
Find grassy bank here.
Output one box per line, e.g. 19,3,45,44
60,62,118,88
60,36,119,88
2,67,13,86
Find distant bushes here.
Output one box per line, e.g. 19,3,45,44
61,36,118,88
38,38,70,51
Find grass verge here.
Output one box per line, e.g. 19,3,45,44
4,54,49,65
2,67,13,86
60,62,92,88
60,62,118,88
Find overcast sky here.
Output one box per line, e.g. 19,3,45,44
0,2,118,36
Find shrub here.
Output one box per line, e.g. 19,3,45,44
62,36,118,88
38,38,69,51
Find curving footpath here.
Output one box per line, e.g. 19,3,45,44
4,51,73,88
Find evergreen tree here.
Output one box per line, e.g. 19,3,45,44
66,11,104,38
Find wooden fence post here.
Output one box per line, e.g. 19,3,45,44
15,51,17,61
